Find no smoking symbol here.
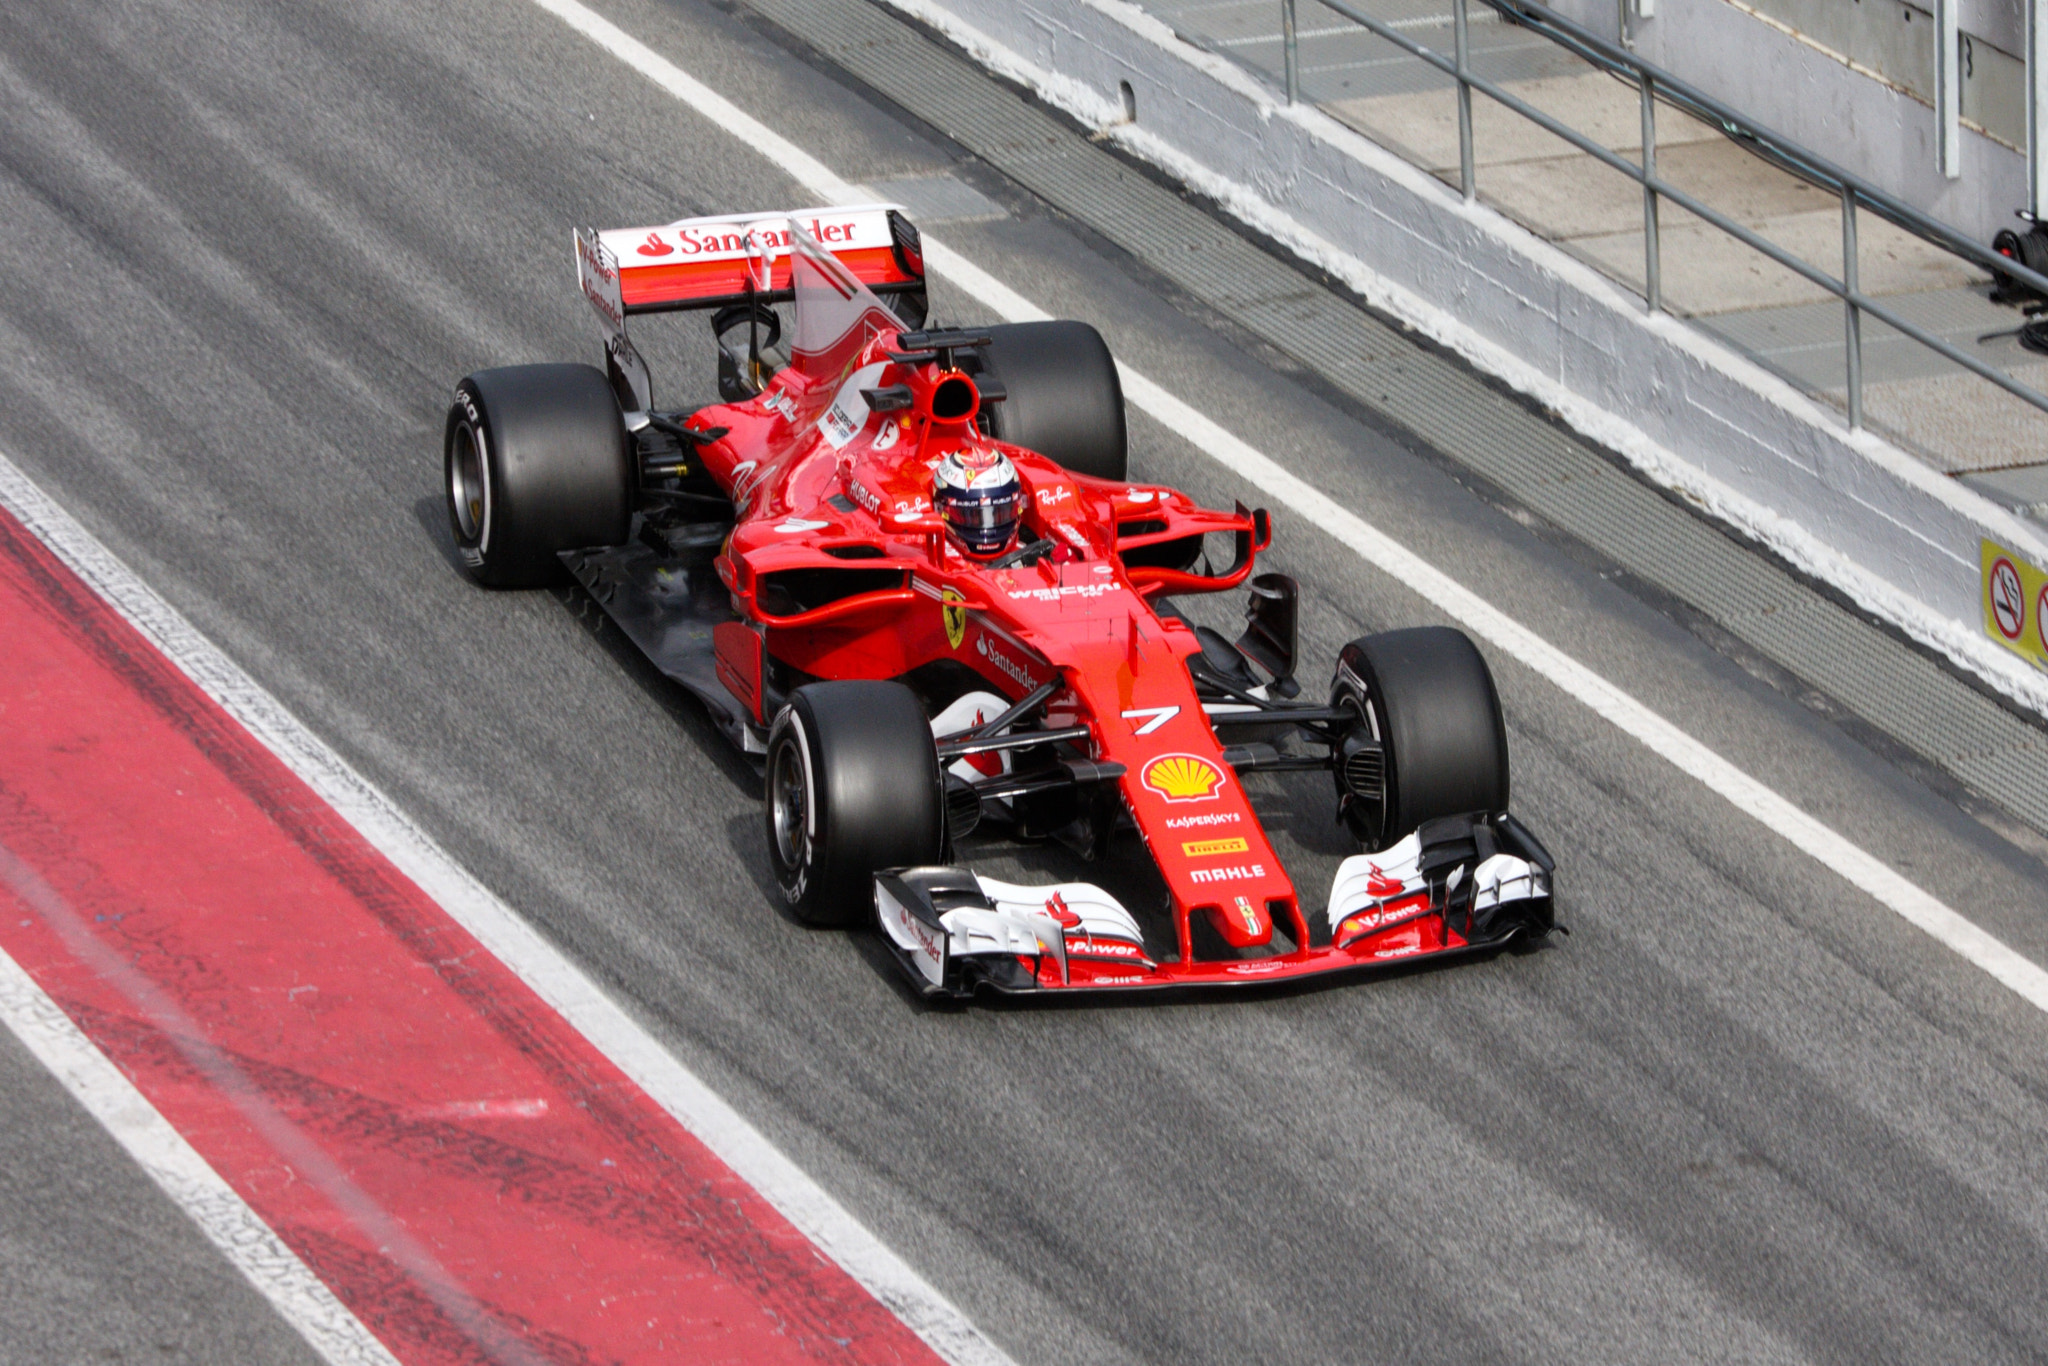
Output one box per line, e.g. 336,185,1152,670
1990,558,2024,640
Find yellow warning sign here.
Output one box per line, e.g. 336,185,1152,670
1981,539,2048,669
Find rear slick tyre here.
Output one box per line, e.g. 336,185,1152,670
764,681,946,927
976,320,1128,482
1331,626,1509,849
444,363,632,588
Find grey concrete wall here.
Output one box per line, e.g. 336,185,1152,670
883,0,2048,713
1549,0,2027,243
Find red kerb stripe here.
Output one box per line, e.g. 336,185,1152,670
0,508,942,1366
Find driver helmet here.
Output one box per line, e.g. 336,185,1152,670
933,448,1022,556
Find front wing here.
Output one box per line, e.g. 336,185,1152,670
874,814,1554,999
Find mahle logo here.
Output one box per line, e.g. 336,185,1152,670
1141,754,1226,803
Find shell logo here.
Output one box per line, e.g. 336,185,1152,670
1141,753,1227,803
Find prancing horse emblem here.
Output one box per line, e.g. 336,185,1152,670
941,586,967,650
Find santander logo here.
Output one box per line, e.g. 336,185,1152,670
636,232,674,257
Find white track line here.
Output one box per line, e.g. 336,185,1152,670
0,910,400,1366
0,456,1014,1366
530,0,2048,1014
0,845,545,1366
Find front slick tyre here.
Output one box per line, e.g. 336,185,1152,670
764,681,945,927
1334,625,1509,848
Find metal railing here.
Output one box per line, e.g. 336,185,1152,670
1276,0,2048,432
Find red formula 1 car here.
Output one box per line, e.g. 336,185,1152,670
442,203,1554,999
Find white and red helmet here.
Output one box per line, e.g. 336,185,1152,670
933,448,1022,556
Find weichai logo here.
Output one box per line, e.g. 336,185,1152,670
1141,753,1226,803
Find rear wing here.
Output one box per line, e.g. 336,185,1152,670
582,204,923,315
574,204,923,411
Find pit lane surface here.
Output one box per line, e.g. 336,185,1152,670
2,0,2046,1361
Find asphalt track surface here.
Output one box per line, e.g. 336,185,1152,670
2,0,2047,1361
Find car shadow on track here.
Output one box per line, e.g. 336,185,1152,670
717,810,964,1013
412,494,466,578
548,580,764,789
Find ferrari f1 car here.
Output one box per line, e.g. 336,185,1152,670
442,203,1554,998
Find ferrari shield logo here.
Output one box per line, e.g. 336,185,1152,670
941,586,968,650
1234,896,1261,936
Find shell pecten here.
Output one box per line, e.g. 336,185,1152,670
1141,753,1227,803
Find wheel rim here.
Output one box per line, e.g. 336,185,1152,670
449,421,487,543
770,739,809,873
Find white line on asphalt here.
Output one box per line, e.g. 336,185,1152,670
0,454,1016,1366
531,0,2048,1014
0,844,549,1366
0,917,400,1366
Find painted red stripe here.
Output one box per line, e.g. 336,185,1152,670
0,508,944,1366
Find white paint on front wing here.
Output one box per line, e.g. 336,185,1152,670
875,877,1158,986
1326,830,1428,934
1470,854,1548,913
875,879,951,986
943,907,1069,983
974,876,1148,947
1326,834,1547,941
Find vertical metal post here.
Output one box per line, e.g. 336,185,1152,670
1842,185,1863,430
1641,72,1660,311
1283,0,1300,105
2031,0,2046,214
1936,0,1963,178
1455,0,1475,201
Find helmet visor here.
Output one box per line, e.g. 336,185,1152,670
940,487,1020,553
